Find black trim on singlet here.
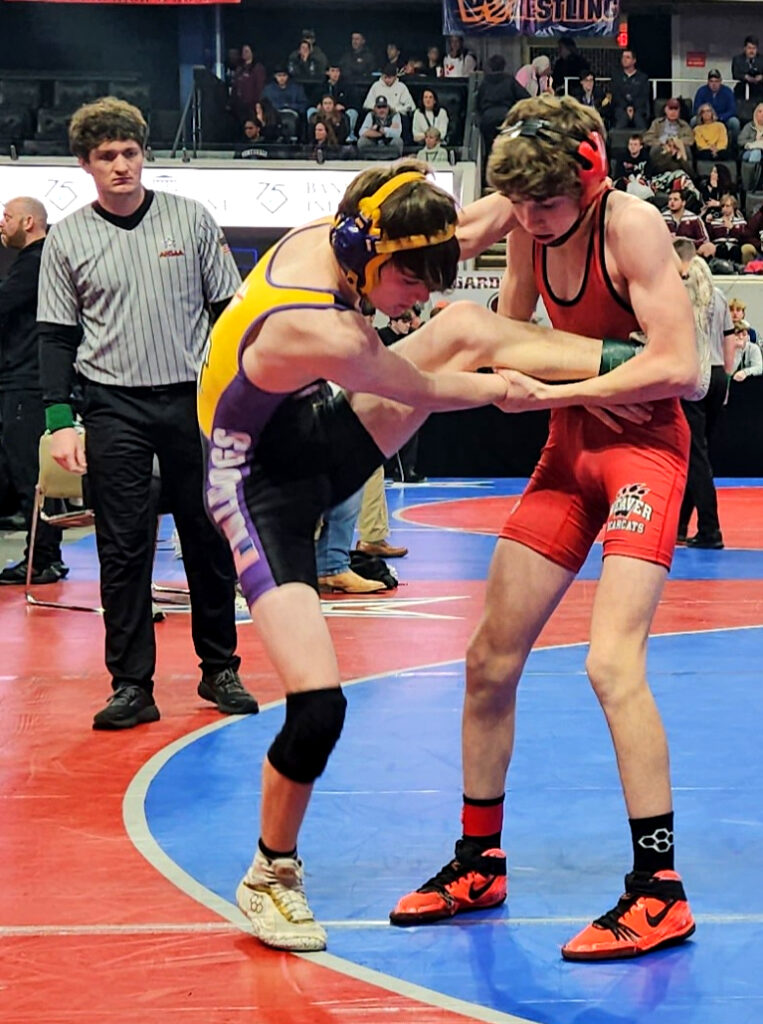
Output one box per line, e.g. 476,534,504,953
539,217,595,308
597,190,636,316
92,189,155,230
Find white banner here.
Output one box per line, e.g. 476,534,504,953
0,164,455,229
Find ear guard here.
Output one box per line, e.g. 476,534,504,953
330,170,456,294
499,118,608,207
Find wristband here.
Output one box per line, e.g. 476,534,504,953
45,403,75,433
599,338,642,376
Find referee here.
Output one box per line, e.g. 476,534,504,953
38,97,258,729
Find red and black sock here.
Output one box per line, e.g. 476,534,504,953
629,811,675,875
461,793,505,853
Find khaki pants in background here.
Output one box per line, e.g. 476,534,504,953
357,466,388,544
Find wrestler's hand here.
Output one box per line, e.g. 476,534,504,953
583,403,654,433
492,369,545,413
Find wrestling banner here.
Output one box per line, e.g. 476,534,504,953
443,0,619,37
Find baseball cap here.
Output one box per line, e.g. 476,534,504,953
374,95,389,108
664,97,680,110
708,68,722,79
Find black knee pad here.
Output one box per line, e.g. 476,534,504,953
267,687,347,784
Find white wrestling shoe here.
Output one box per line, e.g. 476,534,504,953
236,849,327,952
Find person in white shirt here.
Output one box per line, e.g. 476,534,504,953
362,64,415,115
442,34,477,77
416,126,449,163
412,87,449,143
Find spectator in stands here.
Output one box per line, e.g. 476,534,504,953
644,97,694,168
730,321,763,381
363,64,415,116
339,31,376,80
728,297,759,346
731,35,763,101
515,55,552,97
551,35,589,94
707,194,749,262
699,163,736,221
693,70,740,145
262,66,308,115
663,187,714,256
476,54,529,152
231,44,266,122
745,201,763,259
254,97,281,142
610,49,650,130
412,87,449,143
324,64,350,113
356,466,407,559
612,134,653,196
693,103,730,160
296,29,328,78
417,126,448,164
739,102,763,192
673,238,732,550
316,486,385,594
383,42,407,76
357,96,403,159
401,58,427,79
234,118,270,160
0,197,67,586
424,45,443,79
442,35,477,78
308,120,340,162
309,95,350,145
287,39,323,81
575,70,611,124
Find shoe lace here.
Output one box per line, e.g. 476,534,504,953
268,860,315,923
418,857,466,894
210,668,245,694
592,893,642,941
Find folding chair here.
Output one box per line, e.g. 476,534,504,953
25,432,99,612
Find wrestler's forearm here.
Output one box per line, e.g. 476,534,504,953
394,302,603,380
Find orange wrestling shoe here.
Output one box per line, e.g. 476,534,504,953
390,840,507,926
561,870,695,961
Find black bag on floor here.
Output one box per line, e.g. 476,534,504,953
349,550,399,589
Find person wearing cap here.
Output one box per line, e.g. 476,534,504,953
692,71,740,144
262,66,308,115
643,97,694,167
357,95,403,158
363,63,415,115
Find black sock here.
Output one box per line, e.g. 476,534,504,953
258,837,297,861
629,812,675,875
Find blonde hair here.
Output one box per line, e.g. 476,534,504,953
728,297,746,312
487,94,604,201
69,96,147,160
697,104,717,121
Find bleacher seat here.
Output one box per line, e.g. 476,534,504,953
108,81,151,112
277,108,301,143
22,139,68,157
0,104,33,140
607,128,634,156
745,192,763,219
0,79,41,109
737,98,756,127
53,80,101,111
36,107,72,141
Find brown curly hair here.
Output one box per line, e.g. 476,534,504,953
69,96,147,161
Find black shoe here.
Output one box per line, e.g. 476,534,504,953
198,666,259,715
93,685,160,730
400,469,427,484
0,559,69,585
676,530,688,545
686,532,724,549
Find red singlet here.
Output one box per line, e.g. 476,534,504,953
499,189,690,572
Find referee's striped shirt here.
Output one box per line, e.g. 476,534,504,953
38,191,241,387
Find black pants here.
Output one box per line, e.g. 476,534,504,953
81,381,239,692
0,389,62,567
679,365,727,538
